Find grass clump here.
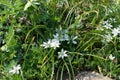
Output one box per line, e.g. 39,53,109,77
0,0,120,80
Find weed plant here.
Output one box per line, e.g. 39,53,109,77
0,0,120,80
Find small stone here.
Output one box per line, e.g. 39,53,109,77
75,71,113,80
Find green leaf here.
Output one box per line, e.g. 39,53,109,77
24,0,32,11
6,26,15,45
24,0,39,11
6,26,16,52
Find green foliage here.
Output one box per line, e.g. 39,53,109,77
0,0,120,80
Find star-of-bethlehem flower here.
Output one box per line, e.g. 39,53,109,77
109,54,115,61
58,49,68,59
41,39,60,49
9,64,21,74
53,32,69,41
67,36,78,44
41,39,51,48
50,39,60,49
102,20,113,29
104,34,113,42
111,28,120,37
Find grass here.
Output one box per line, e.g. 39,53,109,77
0,0,120,80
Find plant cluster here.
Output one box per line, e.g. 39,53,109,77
0,0,120,80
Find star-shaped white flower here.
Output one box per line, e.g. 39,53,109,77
102,21,113,29
109,54,115,61
53,32,69,41
105,34,113,42
112,28,120,37
67,36,78,44
41,39,60,49
53,33,59,40
40,39,51,48
58,49,68,59
9,65,21,74
50,39,60,49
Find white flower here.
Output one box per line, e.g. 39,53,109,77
53,33,59,40
102,20,113,29
53,32,69,41
67,36,78,44
111,28,120,37
41,39,51,48
104,34,113,42
9,65,21,74
58,49,68,59
109,54,115,60
103,24,112,29
109,18,116,23
64,34,69,41
50,39,60,49
41,39,60,49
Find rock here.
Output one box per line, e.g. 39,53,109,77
75,71,113,80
